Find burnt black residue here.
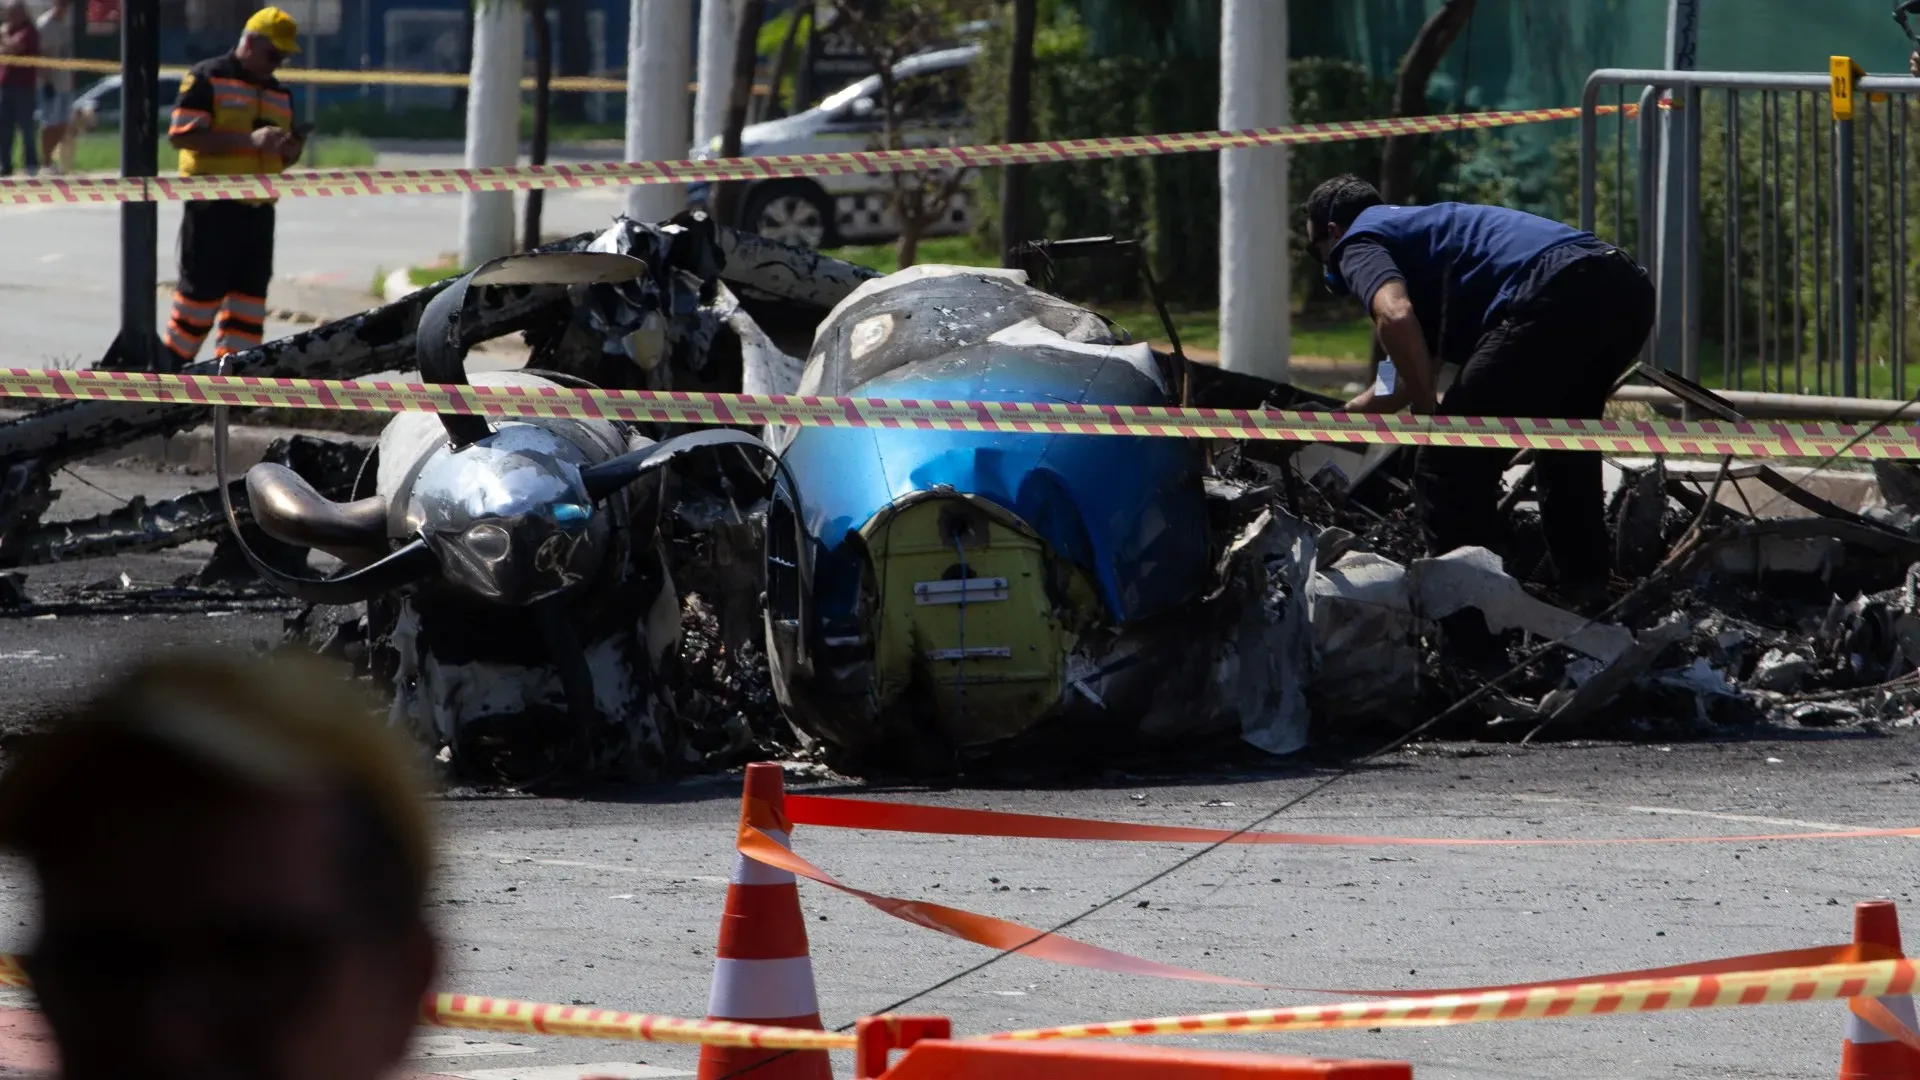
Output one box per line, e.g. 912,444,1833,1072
0,282,570,476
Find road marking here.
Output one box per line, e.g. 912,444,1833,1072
467,850,728,885
1511,795,1860,832
410,1035,539,1060
439,1064,692,1079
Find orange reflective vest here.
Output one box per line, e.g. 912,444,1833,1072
168,53,293,200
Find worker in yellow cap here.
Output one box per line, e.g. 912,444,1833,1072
0,648,438,1080
161,6,307,366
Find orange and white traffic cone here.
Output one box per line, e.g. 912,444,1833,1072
1839,900,1920,1080
697,762,833,1080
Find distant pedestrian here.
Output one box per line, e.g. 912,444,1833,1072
162,6,305,363
0,0,40,177
33,0,70,174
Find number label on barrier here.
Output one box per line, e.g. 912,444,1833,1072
1831,55,1865,121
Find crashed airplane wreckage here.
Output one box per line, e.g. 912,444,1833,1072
8,216,1920,783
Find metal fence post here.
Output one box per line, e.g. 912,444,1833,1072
1579,82,1600,234
118,0,160,373
1832,56,1863,397
1683,84,1704,384
1637,85,1661,367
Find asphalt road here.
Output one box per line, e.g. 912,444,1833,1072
0,468,1916,1080
0,148,638,368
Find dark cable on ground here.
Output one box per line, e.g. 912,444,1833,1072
716,379,1920,1080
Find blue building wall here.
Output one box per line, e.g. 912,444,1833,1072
152,0,642,116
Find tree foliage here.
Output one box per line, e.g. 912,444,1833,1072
829,0,997,267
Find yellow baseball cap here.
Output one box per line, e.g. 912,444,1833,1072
245,6,301,55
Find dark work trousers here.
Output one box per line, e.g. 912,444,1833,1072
164,200,276,363
0,85,36,175
1413,249,1656,592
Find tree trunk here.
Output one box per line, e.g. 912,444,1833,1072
896,222,921,269
461,0,524,267
1217,0,1289,380
525,0,553,251
694,0,737,150
998,0,1037,266
712,0,767,227
1379,0,1476,206
766,4,807,119
555,0,591,124
625,0,694,222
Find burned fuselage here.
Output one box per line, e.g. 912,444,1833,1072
761,266,1316,772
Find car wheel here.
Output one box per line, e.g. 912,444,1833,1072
742,182,835,249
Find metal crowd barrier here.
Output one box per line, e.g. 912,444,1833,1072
1580,65,1920,401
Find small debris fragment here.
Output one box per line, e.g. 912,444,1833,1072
1753,649,1815,692
1790,703,1862,728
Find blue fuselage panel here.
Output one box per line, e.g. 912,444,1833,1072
781,342,1210,626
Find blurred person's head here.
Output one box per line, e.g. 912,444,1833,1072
1303,173,1384,265
0,649,436,1080
2,2,30,29
236,6,299,79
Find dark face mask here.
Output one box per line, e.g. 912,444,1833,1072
1309,226,1351,296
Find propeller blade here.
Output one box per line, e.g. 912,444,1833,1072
419,251,650,449
581,428,780,502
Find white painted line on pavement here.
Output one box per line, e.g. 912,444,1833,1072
464,850,728,885
1512,795,1860,832
410,1035,538,1060
442,1063,692,1079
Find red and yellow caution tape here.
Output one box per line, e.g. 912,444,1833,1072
427,993,856,1050
979,957,1920,1043
0,367,1907,460
0,103,1633,205
2,52,740,94
0,953,855,1050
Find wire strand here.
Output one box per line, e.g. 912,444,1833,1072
714,380,1920,1080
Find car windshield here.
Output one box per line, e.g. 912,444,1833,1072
816,76,878,114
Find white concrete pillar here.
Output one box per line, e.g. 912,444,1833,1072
626,0,695,222
693,0,737,151
1217,0,1289,380
460,0,525,267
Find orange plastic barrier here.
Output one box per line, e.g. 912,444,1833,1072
699,764,833,1080
751,783,1899,994
783,793,1920,849
1840,902,1920,1077
854,1016,1412,1079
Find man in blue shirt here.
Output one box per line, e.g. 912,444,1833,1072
1303,174,1655,610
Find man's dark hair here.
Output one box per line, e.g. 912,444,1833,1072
1305,174,1384,241
17,733,426,936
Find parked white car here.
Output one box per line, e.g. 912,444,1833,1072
70,74,183,133
688,44,981,249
